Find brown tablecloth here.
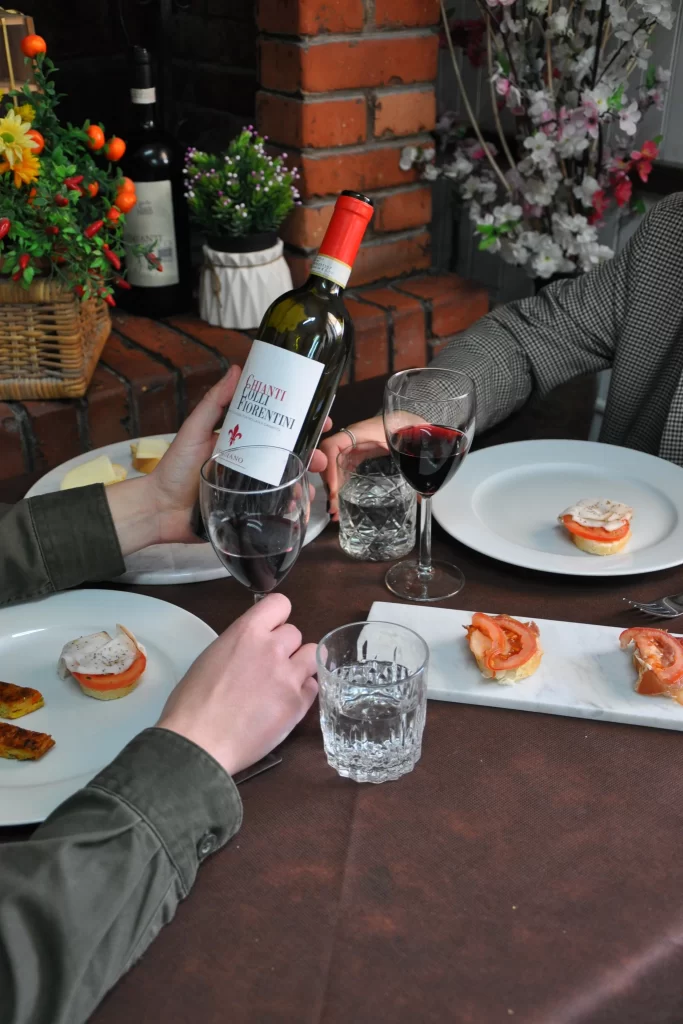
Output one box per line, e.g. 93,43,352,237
7,375,683,1024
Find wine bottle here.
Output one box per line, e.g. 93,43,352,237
213,190,374,487
119,46,191,317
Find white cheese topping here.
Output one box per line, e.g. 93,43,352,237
559,497,633,533
58,626,145,678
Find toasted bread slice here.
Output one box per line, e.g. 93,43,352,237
130,438,170,474
569,527,631,556
0,721,55,760
0,682,44,719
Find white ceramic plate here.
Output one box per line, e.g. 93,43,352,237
368,602,683,731
25,435,330,585
0,589,217,826
432,439,683,577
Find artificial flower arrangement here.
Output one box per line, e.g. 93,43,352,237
401,0,672,279
184,127,301,240
0,34,157,304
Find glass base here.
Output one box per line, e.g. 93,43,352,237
385,558,465,602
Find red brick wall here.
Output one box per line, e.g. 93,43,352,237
256,0,439,287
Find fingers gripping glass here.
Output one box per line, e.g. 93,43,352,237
200,447,310,603
383,368,476,602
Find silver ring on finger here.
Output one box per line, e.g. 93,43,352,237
340,427,357,447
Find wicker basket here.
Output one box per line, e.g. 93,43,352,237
0,277,111,399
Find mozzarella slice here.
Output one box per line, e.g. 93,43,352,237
58,627,145,678
60,455,124,490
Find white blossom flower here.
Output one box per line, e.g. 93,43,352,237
615,19,637,40
548,6,570,33
399,146,418,171
422,146,436,162
519,230,543,250
657,66,671,83
493,202,523,225
461,176,480,201
522,176,557,206
572,46,596,83
607,0,629,25
527,0,548,12
523,131,556,167
619,100,641,136
582,85,611,115
423,163,440,181
528,89,551,123
478,178,499,203
500,238,531,265
443,154,474,180
573,174,600,205
532,238,572,278
637,0,674,28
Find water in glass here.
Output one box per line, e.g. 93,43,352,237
317,621,429,783
337,444,416,562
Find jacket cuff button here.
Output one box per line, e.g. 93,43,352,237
197,832,218,859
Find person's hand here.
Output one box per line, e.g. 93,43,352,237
107,367,332,553
157,594,318,777
320,416,386,519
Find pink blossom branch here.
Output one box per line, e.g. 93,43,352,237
486,24,518,174
439,0,512,193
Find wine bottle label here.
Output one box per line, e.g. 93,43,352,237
123,180,180,287
310,253,352,289
131,87,156,104
214,339,324,487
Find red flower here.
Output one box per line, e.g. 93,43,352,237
588,189,610,225
614,177,632,207
630,139,659,183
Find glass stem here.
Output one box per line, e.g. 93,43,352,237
254,592,266,604
418,496,433,577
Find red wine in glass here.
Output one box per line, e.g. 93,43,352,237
388,425,468,496
209,512,303,594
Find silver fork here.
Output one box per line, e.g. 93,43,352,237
625,593,683,619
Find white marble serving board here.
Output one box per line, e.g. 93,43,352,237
368,602,683,732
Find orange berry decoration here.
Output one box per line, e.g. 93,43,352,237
20,34,47,58
86,181,99,198
86,125,106,151
105,137,126,161
106,207,121,224
119,177,136,194
27,129,44,155
114,190,137,214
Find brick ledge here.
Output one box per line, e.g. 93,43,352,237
0,272,488,480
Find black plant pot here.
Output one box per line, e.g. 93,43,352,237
206,231,278,253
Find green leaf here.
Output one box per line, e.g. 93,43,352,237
653,133,663,145
477,223,496,236
478,236,499,250
646,65,657,89
631,198,646,215
22,265,35,285
498,53,510,75
608,84,624,111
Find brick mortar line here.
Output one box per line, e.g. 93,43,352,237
4,400,35,474
99,357,140,438
349,293,397,375
285,225,428,257
290,182,431,211
162,321,232,374
75,397,91,453
292,133,432,160
258,28,438,46
259,83,436,102
391,283,434,337
111,327,187,424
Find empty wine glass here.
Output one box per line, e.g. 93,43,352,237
200,447,310,603
383,368,476,602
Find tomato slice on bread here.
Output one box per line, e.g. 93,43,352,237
619,627,683,699
561,515,629,543
71,650,147,692
467,612,539,671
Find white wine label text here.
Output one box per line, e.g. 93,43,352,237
215,339,324,486
310,253,351,288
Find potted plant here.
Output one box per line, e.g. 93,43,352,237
185,128,301,329
0,35,156,399
400,0,672,284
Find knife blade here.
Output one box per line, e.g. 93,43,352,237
233,751,282,786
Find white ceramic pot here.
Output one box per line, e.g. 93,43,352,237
199,231,292,330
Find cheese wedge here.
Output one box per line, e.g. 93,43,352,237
130,436,170,474
60,455,126,490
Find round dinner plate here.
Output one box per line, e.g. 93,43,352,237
0,589,217,826
432,439,683,577
25,435,330,585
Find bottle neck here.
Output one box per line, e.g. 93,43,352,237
305,272,342,296
131,86,156,130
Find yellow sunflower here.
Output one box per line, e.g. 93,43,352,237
0,109,35,167
15,103,35,123
0,148,40,187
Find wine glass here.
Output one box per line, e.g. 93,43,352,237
200,446,310,603
383,368,476,602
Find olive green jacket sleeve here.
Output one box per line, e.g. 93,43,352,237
0,485,126,607
0,729,242,1024
0,488,243,1024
